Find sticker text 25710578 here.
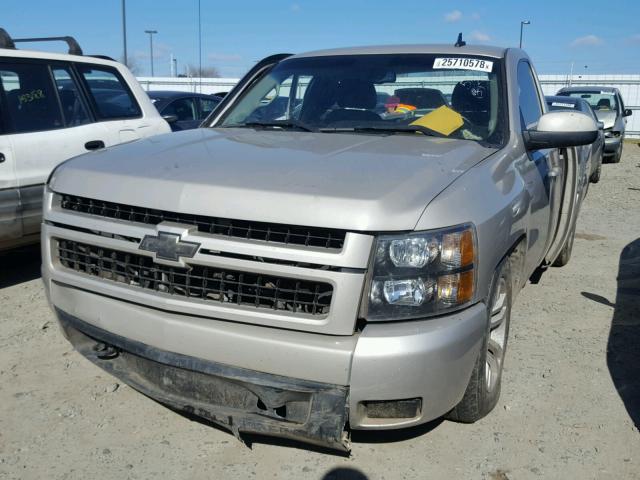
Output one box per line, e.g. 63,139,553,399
433,57,494,73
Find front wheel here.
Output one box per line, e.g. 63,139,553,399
447,261,512,423
611,142,623,164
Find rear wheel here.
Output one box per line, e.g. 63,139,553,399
447,261,512,423
553,224,576,267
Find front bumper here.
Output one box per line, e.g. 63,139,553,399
604,135,622,154
48,278,486,447
57,309,350,451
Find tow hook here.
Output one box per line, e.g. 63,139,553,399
92,342,120,360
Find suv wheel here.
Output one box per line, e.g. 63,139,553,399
447,261,512,423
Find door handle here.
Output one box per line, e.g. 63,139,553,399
85,140,105,151
0,153,5,163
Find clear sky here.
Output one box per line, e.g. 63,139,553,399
3,0,639,78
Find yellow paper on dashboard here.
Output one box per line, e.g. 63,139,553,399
410,105,464,136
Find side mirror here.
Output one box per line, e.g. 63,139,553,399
623,109,633,117
162,114,178,124
596,121,605,130
523,111,598,150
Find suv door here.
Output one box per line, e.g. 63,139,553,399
0,84,20,247
75,63,148,143
516,60,564,270
0,59,110,241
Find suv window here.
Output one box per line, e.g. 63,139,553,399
163,97,197,121
0,62,64,133
198,97,219,119
52,67,91,127
517,61,542,130
76,64,141,119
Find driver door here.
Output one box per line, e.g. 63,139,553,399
517,61,564,272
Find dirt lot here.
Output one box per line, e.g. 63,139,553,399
1,144,639,480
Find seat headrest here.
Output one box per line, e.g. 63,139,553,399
335,79,377,110
596,98,611,109
452,81,490,111
394,88,447,109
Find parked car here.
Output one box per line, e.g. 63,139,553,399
42,43,597,451
0,28,170,251
546,95,604,183
148,91,222,131
556,86,632,163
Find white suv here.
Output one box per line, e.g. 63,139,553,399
0,29,170,250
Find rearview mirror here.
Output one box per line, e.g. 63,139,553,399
523,111,598,150
162,114,178,124
623,109,633,117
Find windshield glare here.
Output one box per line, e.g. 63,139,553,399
563,91,618,114
219,54,505,144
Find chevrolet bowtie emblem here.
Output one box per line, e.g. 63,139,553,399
139,231,200,263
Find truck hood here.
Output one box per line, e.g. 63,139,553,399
595,110,617,130
51,128,496,232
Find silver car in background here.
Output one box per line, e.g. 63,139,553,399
546,95,604,183
556,86,632,163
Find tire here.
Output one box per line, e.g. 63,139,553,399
589,162,601,183
447,261,512,423
611,142,623,164
553,224,576,267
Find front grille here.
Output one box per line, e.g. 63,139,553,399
57,239,333,316
60,194,346,249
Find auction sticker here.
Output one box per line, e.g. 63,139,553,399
433,57,493,72
551,102,576,109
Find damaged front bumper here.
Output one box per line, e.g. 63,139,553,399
57,309,350,451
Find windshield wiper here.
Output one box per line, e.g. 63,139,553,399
237,120,315,132
319,125,448,138
319,124,446,138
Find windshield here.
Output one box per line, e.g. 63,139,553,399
219,54,505,144
562,91,618,114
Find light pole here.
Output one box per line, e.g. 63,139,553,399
121,0,128,66
145,29,158,76
198,0,202,91
519,20,530,49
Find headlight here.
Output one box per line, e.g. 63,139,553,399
363,224,476,321
604,129,620,138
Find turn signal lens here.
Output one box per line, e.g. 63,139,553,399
441,229,475,268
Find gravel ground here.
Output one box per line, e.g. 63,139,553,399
1,144,639,480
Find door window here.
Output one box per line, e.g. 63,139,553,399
163,98,197,121
0,62,64,133
76,64,141,119
517,62,543,130
198,97,220,119
52,67,91,127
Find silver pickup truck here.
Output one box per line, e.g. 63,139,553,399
42,44,598,451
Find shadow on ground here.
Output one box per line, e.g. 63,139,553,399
607,239,640,429
584,238,640,430
0,244,41,288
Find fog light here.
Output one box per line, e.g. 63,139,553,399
383,278,434,306
362,398,422,419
